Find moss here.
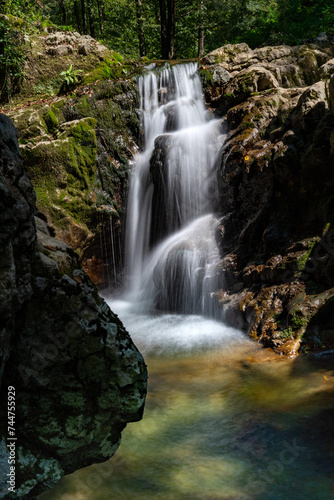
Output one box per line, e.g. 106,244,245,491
43,109,59,135
83,57,127,85
243,121,255,129
295,237,319,275
50,99,67,123
279,328,294,339
21,116,99,230
322,222,331,236
199,68,214,84
290,310,309,330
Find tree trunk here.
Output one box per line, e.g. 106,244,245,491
159,0,168,59
166,0,175,59
60,0,67,24
81,0,87,34
159,0,175,59
197,0,205,57
198,27,204,57
73,0,82,32
135,0,146,56
96,0,104,34
87,0,96,38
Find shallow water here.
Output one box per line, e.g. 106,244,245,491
41,301,334,500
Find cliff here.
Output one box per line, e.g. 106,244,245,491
0,113,147,498
200,40,334,355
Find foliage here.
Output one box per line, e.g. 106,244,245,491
0,16,26,101
1,0,334,64
60,64,83,88
279,328,294,339
33,77,62,97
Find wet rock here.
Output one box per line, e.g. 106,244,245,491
290,81,329,133
0,114,147,498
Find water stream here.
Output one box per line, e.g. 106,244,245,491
41,64,334,499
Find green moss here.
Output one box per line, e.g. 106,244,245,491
243,121,255,129
83,57,126,84
290,310,309,330
199,68,214,84
50,99,67,121
43,109,59,135
295,238,319,275
279,328,294,339
21,116,99,229
323,222,331,236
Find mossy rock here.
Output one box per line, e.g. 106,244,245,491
20,116,98,230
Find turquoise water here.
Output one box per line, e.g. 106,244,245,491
41,302,334,500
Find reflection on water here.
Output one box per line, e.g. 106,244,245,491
41,302,334,500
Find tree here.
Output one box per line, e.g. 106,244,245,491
96,0,105,34
73,0,82,31
159,0,175,59
135,0,146,56
60,0,67,24
197,0,204,57
81,0,87,33
87,0,96,37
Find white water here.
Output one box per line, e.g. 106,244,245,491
107,299,249,357
124,63,226,318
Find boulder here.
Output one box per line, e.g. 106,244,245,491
0,114,147,498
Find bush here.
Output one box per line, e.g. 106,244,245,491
0,15,26,102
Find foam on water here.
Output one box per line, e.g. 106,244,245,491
107,299,250,356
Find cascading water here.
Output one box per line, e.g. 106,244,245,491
124,62,225,316
43,64,334,500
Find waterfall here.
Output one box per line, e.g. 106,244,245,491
125,62,225,316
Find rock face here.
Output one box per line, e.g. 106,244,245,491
0,114,147,498
8,79,139,289
201,41,334,355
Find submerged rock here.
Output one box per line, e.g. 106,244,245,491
0,113,147,498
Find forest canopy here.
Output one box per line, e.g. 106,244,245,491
1,0,334,60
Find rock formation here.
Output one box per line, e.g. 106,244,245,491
8,78,139,289
201,42,334,355
0,113,147,498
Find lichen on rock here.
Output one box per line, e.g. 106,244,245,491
0,113,147,498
